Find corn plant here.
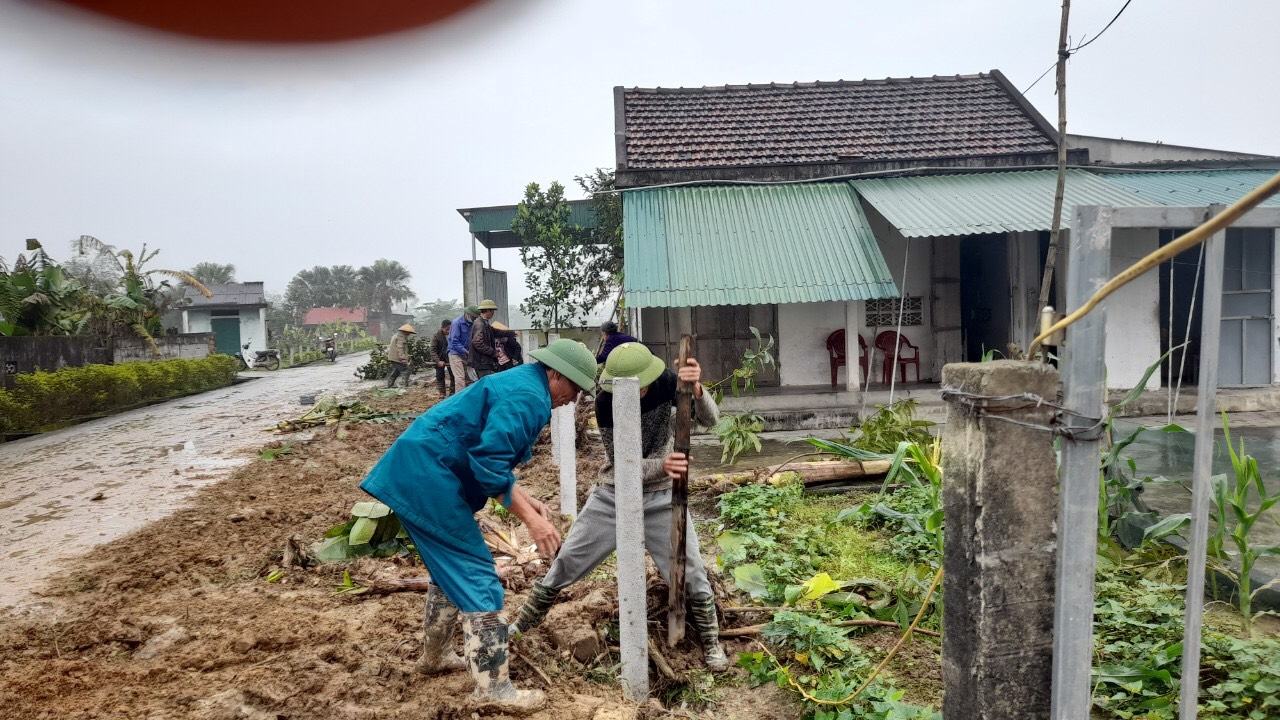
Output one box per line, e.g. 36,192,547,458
1207,414,1280,633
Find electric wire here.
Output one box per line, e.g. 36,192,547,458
1023,0,1138,95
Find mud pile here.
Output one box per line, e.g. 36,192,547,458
0,383,788,719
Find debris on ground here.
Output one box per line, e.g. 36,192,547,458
0,382,792,719
269,395,417,432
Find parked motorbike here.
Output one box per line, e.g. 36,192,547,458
235,340,281,371
323,336,337,363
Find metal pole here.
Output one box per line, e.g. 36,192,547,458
1179,209,1226,720
470,233,481,307
1050,205,1112,720
612,376,649,702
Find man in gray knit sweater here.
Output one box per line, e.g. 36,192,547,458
509,342,728,669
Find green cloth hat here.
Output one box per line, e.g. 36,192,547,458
529,339,598,393
477,298,499,311
465,305,480,317
598,342,665,393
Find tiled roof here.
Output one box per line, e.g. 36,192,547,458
186,281,266,307
619,72,1058,170
303,307,368,325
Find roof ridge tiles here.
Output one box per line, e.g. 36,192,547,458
624,72,992,94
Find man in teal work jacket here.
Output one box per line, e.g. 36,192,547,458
359,339,597,714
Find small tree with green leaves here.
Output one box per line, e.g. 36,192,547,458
575,168,624,312
512,181,590,334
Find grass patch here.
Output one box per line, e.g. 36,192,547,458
784,493,909,583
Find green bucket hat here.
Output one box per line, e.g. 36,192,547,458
477,298,499,311
465,305,480,317
598,342,665,393
528,339,598,393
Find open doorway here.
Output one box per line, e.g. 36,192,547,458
959,234,1010,361
1158,228,1273,388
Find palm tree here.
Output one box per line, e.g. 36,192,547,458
189,262,237,285
75,235,211,349
283,265,361,320
358,259,414,340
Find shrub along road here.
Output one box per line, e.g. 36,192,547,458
0,352,371,610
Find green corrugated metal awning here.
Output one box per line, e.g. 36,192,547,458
1094,170,1280,208
851,169,1147,237
623,183,898,308
457,200,597,249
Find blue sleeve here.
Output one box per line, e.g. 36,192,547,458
468,388,551,505
447,320,462,355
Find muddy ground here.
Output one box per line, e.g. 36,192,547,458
0,381,801,720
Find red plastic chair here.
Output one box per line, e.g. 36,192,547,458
875,331,920,384
826,330,869,387
826,330,845,388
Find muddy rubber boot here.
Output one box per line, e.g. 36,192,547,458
508,582,561,637
463,612,546,715
415,584,465,676
690,597,730,671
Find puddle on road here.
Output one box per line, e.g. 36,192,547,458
16,510,68,527
0,493,35,511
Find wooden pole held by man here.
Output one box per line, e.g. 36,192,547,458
668,334,694,646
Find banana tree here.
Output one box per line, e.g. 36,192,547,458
74,235,211,350
0,240,92,336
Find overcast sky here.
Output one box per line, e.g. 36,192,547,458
2,0,1278,306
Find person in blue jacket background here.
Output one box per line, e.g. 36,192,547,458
359,338,597,714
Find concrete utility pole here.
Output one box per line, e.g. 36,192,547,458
611,376,649,702
551,403,578,519
940,360,1060,719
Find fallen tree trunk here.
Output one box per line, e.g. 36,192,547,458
720,618,940,639
695,459,893,488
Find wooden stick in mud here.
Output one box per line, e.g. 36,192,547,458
668,334,694,647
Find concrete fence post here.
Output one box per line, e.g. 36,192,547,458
549,407,561,467
553,402,578,519
611,377,649,702
940,359,1061,720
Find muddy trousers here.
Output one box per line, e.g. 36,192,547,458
541,483,714,598
514,485,727,667
387,361,410,388
435,364,454,395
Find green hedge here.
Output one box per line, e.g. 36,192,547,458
0,354,239,434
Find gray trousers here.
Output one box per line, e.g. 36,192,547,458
540,484,714,601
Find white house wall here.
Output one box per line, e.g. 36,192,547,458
861,204,936,382
1105,228,1162,390
777,302,847,386
240,310,266,353
187,312,212,334
184,309,267,354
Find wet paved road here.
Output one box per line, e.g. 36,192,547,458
0,353,373,611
